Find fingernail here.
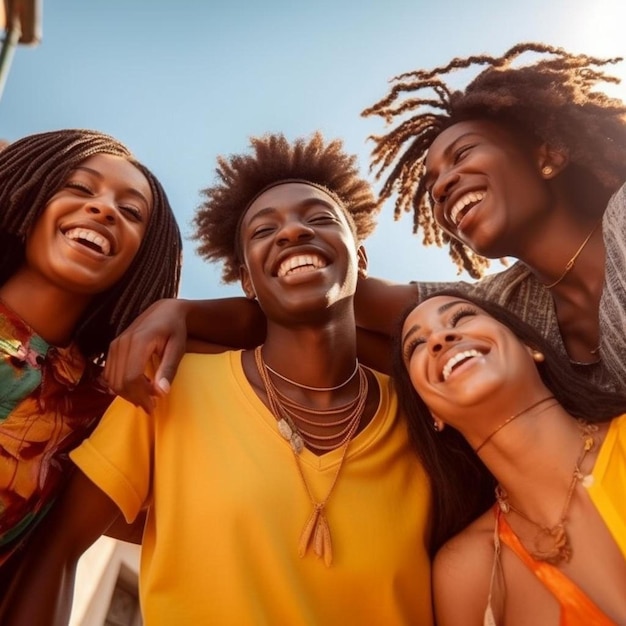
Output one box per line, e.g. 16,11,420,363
157,378,171,394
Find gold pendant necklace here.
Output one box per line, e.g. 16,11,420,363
495,420,597,565
254,346,368,566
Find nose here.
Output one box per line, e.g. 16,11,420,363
85,196,117,225
276,219,314,245
428,329,461,354
430,169,460,205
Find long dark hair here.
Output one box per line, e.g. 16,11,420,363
0,129,182,362
393,289,626,555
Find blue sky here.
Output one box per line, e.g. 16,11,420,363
2,0,624,299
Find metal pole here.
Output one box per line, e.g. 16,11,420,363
0,16,21,102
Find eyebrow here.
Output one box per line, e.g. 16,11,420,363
402,299,469,348
72,166,150,207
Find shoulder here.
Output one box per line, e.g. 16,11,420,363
433,511,495,626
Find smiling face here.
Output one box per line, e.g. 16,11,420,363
401,295,545,434
24,153,152,295
424,119,555,259
238,182,366,323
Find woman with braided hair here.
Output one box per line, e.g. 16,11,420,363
0,129,181,584
104,43,626,406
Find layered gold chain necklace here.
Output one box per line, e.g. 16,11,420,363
254,346,368,566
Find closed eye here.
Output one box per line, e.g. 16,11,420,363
453,144,475,164
66,181,93,194
309,214,338,224
120,205,144,222
403,336,425,362
449,305,478,326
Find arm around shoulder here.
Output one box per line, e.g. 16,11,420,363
0,469,121,626
354,276,419,337
432,525,494,626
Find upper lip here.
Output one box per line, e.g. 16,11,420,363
444,188,486,228
61,221,117,256
273,246,330,277
435,343,489,382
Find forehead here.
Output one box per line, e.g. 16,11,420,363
425,119,517,169
243,182,348,224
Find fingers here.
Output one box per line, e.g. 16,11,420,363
153,334,186,396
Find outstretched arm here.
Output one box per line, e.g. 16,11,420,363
0,470,121,626
104,296,266,411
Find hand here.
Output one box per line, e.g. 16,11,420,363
103,298,188,412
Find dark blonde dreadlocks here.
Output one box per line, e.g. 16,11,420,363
363,43,626,278
0,129,182,361
194,132,380,283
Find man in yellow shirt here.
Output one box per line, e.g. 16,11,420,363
1,133,433,625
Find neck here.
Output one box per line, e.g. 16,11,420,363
262,319,359,391
477,405,592,515
0,272,92,346
518,215,604,291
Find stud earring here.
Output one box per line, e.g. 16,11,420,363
532,350,545,363
358,267,368,279
432,419,444,432
541,165,553,177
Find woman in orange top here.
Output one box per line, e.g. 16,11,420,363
396,290,626,625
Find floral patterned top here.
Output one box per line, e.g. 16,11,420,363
0,300,111,566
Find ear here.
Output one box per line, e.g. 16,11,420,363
239,264,256,300
357,245,368,279
537,143,569,179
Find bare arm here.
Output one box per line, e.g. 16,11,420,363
0,470,121,626
354,276,419,338
432,528,494,626
104,297,266,411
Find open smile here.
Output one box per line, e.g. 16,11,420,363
448,191,485,227
440,348,487,381
276,253,328,277
62,227,113,256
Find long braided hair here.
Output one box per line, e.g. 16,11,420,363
0,129,182,361
363,43,626,278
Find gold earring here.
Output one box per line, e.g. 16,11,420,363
532,350,545,362
358,266,368,279
432,419,444,432
541,165,553,177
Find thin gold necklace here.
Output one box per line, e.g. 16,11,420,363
542,221,601,289
495,420,597,565
474,396,556,453
254,346,368,566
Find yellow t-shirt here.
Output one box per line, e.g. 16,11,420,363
71,351,433,625
587,413,626,559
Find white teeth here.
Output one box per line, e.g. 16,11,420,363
442,349,483,381
450,191,485,226
277,254,327,277
64,228,111,256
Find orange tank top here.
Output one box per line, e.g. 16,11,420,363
488,507,617,626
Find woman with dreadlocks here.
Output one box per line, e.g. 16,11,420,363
0,129,181,585
103,43,626,409
1,133,432,625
